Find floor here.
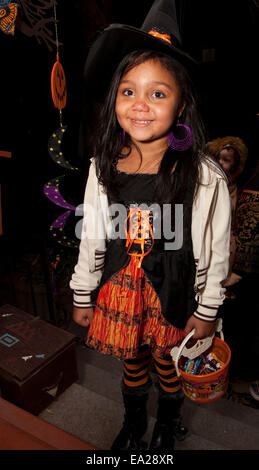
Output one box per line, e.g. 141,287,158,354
36,319,259,451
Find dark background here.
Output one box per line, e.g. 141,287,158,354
0,0,258,251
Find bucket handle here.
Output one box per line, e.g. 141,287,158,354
170,318,224,377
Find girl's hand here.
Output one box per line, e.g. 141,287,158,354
184,315,216,340
73,306,94,328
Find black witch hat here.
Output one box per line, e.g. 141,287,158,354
84,0,196,102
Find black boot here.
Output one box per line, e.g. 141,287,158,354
111,382,150,451
149,389,188,451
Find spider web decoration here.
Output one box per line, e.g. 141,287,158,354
15,0,57,51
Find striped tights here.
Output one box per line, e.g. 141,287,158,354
123,346,181,395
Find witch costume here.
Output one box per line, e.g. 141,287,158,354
70,0,231,451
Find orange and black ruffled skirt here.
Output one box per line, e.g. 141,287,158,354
86,256,186,360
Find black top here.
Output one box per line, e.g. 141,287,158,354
95,166,197,329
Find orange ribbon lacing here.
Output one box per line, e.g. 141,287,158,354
125,208,154,268
148,30,172,45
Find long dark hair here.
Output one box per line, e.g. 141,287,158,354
92,50,207,204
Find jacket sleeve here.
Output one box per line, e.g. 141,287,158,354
193,177,231,322
69,160,106,308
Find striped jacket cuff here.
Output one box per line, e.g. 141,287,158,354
73,290,93,308
94,250,106,272
193,303,218,322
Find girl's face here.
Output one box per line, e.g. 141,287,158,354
217,148,236,175
115,59,184,147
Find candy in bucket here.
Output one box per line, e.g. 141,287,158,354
170,319,231,403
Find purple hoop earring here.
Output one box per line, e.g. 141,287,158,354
122,129,126,142
168,124,193,151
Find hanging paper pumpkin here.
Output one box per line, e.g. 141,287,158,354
51,54,67,110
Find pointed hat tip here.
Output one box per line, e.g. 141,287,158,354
141,0,182,45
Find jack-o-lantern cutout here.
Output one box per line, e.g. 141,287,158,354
51,53,67,110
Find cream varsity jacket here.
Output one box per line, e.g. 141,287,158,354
70,156,231,323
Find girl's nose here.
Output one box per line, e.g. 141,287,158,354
132,100,150,112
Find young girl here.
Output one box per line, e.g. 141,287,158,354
70,0,231,451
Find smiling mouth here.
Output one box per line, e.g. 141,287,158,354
131,119,152,126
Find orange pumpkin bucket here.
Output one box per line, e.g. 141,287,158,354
171,320,231,403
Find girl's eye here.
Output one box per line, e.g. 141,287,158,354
122,88,134,96
152,90,166,99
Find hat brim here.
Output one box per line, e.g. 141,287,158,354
84,24,197,102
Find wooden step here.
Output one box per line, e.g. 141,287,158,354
0,397,98,450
